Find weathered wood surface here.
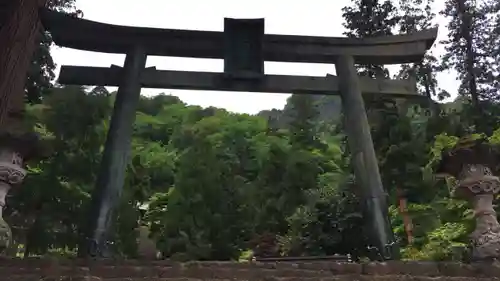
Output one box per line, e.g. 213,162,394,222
80,46,147,257
58,66,420,97
334,56,398,260
223,18,265,78
40,8,437,65
0,0,46,129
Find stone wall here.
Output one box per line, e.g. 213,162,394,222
1,258,499,280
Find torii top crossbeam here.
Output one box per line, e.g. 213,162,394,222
40,9,437,65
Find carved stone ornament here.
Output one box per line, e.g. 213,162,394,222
0,150,26,186
436,138,500,261
0,217,11,250
455,164,500,261
0,148,26,253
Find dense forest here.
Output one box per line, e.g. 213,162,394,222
5,0,500,261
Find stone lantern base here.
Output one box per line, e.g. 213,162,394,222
0,131,45,253
0,148,26,250
436,137,500,261
455,164,500,261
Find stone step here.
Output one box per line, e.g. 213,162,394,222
3,275,500,280
0,259,499,280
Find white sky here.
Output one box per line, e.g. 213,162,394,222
51,0,458,114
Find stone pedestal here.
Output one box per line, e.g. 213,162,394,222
436,137,500,261
137,225,159,259
455,164,500,260
0,130,45,253
0,148,27,250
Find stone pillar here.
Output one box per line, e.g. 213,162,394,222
137,225,159,259
455,164,500,260
0,147,27,250
334,56,398,260
79,46,147,257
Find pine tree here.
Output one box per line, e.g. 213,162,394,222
341,0,404,131
341,0,402,131
286,94,321,150
441,0,499,128
342,0,400,78
396,0,448,102
476,0,500,102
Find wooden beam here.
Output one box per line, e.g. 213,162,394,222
58,65,420,97
223,18,264,78
40,9,438,65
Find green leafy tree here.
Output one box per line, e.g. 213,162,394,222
25,0,81,104
286,94,321,149
6,85,111,257
151,130,247,260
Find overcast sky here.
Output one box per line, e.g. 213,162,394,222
50,0,458,114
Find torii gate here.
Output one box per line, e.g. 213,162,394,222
40,9,437,259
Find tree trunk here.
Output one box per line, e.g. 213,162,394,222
0,0,47,130
420,64,432,100
456,0,480,109
396,188,413,245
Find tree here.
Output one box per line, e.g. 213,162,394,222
286,94,323,150
342,0,400,78
6,85,111,257
396,0,448,102
0,0,46,127
149,119,250,260
0,0,80,129
2,85,497,260
441,0,500,131
25,0,80,104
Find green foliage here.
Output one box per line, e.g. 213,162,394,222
26,0,80,104
392,199,472,261
8,84,371,260
11,82,500,262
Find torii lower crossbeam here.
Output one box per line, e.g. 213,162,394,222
59,65,419,97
